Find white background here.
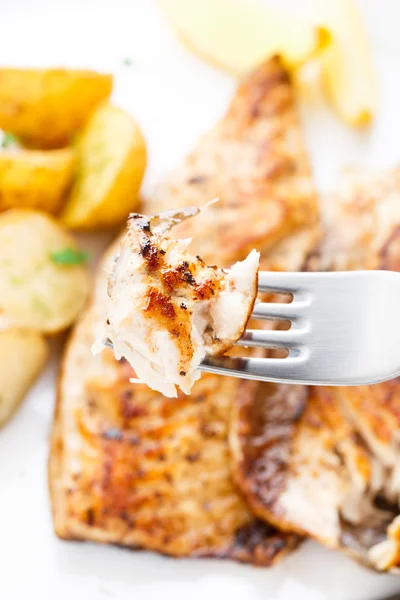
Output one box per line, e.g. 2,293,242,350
1,1,400,599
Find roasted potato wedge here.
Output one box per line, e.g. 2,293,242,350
0,147,75,213
61,103,146,230
0,328,48,427
0,209,90,333
0,69,113,148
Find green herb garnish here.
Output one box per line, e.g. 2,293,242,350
122,57,134,67
1,131,19,149
50,248,89,266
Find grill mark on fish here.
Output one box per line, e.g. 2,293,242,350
161,263,219,301
143,288,194,370
144,289,176,320
141,238,161,271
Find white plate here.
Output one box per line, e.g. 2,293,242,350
1,1,400,598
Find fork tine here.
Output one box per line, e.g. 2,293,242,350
257,271,328,293
236,329,305,349
252,301,308,320
199,355,306,384
257,271,308,293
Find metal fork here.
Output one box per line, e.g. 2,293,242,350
200,270,400,386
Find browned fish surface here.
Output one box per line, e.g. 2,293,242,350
49,56,318,563
232,167,400,571
150,55,318,267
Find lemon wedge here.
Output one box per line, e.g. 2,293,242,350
314,0,377,126
158,0,328,75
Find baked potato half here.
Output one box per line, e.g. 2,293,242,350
0,328,48,427
0,209,90,333
0,68,113,148
61,103,146,230
0,147,75,213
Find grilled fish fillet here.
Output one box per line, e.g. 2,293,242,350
49,56,318,563
231,167,400,571
96,207,259,397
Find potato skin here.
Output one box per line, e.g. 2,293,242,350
0,328,48,427
0,148,75,213
61,103,147,230
0,69,113,149
0,209,90,333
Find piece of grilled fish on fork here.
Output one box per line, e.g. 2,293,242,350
106,268,400,387
96,206,259,398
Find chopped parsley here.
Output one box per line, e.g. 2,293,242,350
0,131,19,149
122,57,134,67
50,248,89,266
